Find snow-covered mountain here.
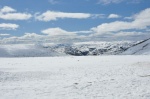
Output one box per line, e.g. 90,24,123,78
64,41,132,56
0,41,132,57
122,38,150,55
0,38,150,57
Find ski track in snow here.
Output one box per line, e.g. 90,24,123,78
0,56,150,99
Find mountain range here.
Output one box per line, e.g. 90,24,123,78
0,38,150,57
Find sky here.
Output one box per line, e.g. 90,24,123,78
0,0,150,43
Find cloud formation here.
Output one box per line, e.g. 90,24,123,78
114,31,143,37
108,14,121,18
19,33,43,40
41,27,93,36
0,6,16,13
0,6,32,20
48,0,59,4
41,27,77,36
35,11,103,21
97,0,142,5
0,23,19,30
0,33,10,36
35,11,91,21
97,0,123,5
91,8,150,34
0,7,150,43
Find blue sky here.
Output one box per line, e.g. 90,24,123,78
0,0,150,43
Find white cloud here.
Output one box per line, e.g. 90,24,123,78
97,0,123,5
132,8,150,29
108,14,121,19
48,0,59,4
0,27,92,43
0,23,19,30
41,27,77,36
0,33,44,43
114,31,143,37
0,33,10,36
20,33,43,39
74,30,93,34
124,17,133,20
0,13,32,20
0,6,16,13
91,21,130,34
0,6,32,20
1,30,80,43
35,11,92,21
97,0,142,5
91,8,150,34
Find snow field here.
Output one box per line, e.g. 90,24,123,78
0,56,150,99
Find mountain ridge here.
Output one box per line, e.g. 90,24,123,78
0,38,150,57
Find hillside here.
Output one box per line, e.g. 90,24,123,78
122,38,150,55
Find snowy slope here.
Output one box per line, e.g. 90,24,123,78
0,56,150,99
122,38,150,55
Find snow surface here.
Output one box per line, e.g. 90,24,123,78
122,38,150,55
0,56,150,99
